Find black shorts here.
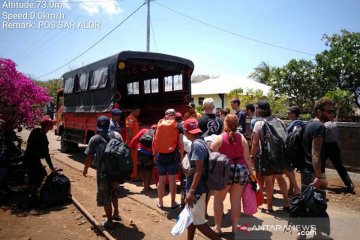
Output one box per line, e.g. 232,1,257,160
137,150,155,171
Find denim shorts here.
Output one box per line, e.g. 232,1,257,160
156,151,179,176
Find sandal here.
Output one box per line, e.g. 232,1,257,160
211,227,223,236
156,203,164,209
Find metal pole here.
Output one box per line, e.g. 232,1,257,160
146,0,150,52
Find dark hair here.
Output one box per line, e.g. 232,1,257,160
257,101,271,117
314,98,334,116
231,98,240,106
246,104,255,112
221,108,230,116
288,106,300,117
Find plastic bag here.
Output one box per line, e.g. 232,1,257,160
242,183,257,215
289,194,307,217
181,154,195,177
302,185,327,213
171,206,194,236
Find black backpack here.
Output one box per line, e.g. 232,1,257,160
260,118,290,174
102,138,133,181
40,172,72,206
139,129,155,148
285,121,305,170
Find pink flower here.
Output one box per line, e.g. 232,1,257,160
0,58,50,133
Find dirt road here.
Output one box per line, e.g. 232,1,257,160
1,129,360,240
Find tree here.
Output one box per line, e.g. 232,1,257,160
238,89,266,108
227,88,244,101
226,88,288,116
248,61,274,85
271,59,332,113
316,30,360,108
34,78,63,100
0,59,50,133
325,89,352,120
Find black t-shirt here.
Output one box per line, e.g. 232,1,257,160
198,113,223,136
302,120,326,172
235,110,246,134
24,128,54,170
176,122,184,134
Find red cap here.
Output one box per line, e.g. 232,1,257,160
183,118,202,134
40,116,56,128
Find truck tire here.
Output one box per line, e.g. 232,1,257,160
60,132,78,153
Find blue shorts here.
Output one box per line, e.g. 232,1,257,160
156,151,179,176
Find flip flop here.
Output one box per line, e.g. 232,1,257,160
211,227,223,236
261,207,274,214
156,203,164,209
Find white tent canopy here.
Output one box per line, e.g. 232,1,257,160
191,75,271,95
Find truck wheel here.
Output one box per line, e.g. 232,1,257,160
60,132,78,153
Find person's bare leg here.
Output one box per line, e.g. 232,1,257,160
187,224,196,240
111,196,119,216
286,171,300,195
229,184,244,233
168,175,178,207
157,176,166,207
140,169,145,188
264,175,274,211
275,174,290,207
144,170,152,190
213,186,229,233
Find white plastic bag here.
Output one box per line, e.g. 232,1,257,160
171,206,194,236
182,155,195,177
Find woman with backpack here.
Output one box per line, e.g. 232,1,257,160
129,124,157,194
210,114,254,235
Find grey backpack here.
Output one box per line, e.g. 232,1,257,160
102,138,133,181
207,151,231,190
198,139,231,191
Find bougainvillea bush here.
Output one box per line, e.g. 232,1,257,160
0,58,50,133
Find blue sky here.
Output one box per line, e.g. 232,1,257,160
1,0,360,81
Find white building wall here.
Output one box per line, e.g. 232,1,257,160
191,94,225,110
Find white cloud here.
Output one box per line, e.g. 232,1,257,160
62,0,71,10
78,0,123,15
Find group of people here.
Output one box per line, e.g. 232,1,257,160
24,95,355,239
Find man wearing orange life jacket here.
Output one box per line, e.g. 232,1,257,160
183,102,201,121
126,108,141,180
